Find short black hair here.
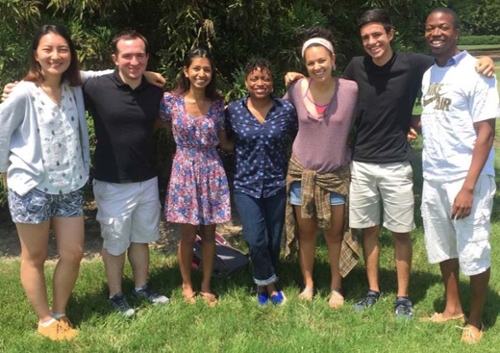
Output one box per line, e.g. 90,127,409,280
244,58,272,77
359,9,392,33
428,7,460,30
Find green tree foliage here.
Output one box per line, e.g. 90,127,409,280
0,0,456,206
448,0,500,35
1,0,446,92
0,0,41,82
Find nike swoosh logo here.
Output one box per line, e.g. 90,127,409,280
423,96,439,107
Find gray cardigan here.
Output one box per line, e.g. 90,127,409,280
0,81,90,196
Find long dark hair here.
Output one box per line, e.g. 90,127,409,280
173,47,222,101
24,24,81,86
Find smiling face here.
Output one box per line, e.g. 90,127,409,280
360,22,394,66
245,67,273,100
425,11,459,65
35,32,71,79
303,45,335,83
112,37,149,84
183,57,213,90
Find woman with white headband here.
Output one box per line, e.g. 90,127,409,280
283,26,359,308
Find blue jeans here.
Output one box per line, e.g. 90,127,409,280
234,188,286,286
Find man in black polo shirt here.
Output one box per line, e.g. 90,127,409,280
83,30,167,317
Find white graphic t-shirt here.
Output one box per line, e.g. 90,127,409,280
420,51,499,182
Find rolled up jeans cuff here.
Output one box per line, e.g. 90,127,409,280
254,274,278,286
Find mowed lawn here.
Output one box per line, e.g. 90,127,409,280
1,81,500,352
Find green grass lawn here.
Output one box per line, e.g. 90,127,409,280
2,171,500,352
497,68,500,95
2,110,500,351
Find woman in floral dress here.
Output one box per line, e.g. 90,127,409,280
159,48,232,306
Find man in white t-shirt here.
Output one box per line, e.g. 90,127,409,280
417,7,499,344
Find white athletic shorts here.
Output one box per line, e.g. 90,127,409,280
93,177,161,256
349,161,415,233
421,175,495,276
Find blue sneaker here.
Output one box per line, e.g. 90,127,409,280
395,296,413,319
109,292,135,318
353,290,381,312
133,284,169,305
257,292,269,306
270,290,287,306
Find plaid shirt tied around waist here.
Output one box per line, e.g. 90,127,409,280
284,154,360,277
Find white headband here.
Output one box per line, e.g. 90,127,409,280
301,38,335,58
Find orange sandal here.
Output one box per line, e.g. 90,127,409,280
200,292,218,307
420,312,466,323
461,323,484,344
182,292,197,304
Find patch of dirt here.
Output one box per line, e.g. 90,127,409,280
0,201,243,261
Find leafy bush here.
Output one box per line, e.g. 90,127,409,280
458,35,500,45
0,0,450,208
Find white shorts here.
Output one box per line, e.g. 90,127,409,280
421,175,495,276
349,161,415,233
93,177,161,256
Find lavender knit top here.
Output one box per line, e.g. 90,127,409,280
284,78,358,173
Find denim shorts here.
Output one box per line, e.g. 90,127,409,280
289,181,345,206
8,188,83,224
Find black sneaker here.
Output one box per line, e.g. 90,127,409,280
133,284,169,305
395,296,413,319
109,292,135,317
353,290,381,312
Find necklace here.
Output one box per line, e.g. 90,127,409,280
40,85,62,106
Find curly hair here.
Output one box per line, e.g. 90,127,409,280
303,26,337,46
244,58,272,78
301,26,336,59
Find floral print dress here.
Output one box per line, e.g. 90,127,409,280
160,92,231,225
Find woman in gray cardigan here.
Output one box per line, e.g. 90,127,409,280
0,24,88,341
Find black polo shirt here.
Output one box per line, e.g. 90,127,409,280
83,70,163,183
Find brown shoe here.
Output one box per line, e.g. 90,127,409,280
328,290,345,309
461,323,484,344
37,317,78,341
200,292,218,307
182,292,197,305
420,312,466,323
